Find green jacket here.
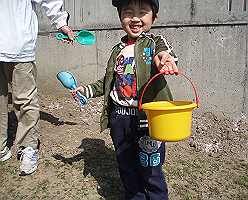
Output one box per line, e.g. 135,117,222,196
83,31,178,132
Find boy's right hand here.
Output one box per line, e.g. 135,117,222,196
70,86,84,101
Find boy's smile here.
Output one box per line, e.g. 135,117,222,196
121,2,158,43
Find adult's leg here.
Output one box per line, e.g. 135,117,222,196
12,62,39,150
0,62,14,151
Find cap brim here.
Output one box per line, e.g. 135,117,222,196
112,0,121,7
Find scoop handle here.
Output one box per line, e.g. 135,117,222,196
76,91,87,105
139,71,199,110
70,85,87,106
56,33,78,40
56,33,68,40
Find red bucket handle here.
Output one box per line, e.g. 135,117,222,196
139,71,199,110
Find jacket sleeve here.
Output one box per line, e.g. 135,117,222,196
32,0,69,29
83,44,119,99
83,76,106,98
154,35,178,64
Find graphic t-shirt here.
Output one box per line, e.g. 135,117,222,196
110,42,138,107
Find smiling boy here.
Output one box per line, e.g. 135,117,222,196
71,0,178,199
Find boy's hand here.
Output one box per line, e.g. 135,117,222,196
58,25,74,44
154,51,178,75
70,86,84,101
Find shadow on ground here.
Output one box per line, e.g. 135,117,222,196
7,111,17,149
53,138,125,200
40,111,77,126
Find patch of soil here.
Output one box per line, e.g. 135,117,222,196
0,91,247,199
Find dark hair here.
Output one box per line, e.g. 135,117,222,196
116,0,159,22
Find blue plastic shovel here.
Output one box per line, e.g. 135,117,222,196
56,30,95,45
57,71,87,105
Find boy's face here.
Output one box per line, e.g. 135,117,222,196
121,2,158,43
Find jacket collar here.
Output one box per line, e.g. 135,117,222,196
119,31,150,48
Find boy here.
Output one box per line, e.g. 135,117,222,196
71,0,178,199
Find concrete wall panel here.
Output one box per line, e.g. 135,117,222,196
37,0,248,32
152,26,247,119
36,32,98,94
35,0,248,121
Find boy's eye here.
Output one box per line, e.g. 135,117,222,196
123,11,132,16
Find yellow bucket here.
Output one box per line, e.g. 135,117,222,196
139,71,199,142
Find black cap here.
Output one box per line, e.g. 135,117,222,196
112,0,159,12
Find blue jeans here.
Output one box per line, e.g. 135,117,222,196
109,110,169,200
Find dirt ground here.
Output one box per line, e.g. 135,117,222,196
0,91,247,200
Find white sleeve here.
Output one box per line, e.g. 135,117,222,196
32,0,69,29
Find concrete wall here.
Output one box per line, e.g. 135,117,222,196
35,0,248,121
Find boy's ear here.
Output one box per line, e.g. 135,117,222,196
153,13,158,24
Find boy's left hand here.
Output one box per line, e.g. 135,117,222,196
154,51,178,75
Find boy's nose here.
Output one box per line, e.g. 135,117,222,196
131,16,140,22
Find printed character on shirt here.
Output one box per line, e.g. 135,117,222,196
115,42,137,100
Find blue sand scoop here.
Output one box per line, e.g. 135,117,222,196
57,71,87,105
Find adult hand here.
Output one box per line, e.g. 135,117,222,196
58,25,74,44
154,51,178,75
